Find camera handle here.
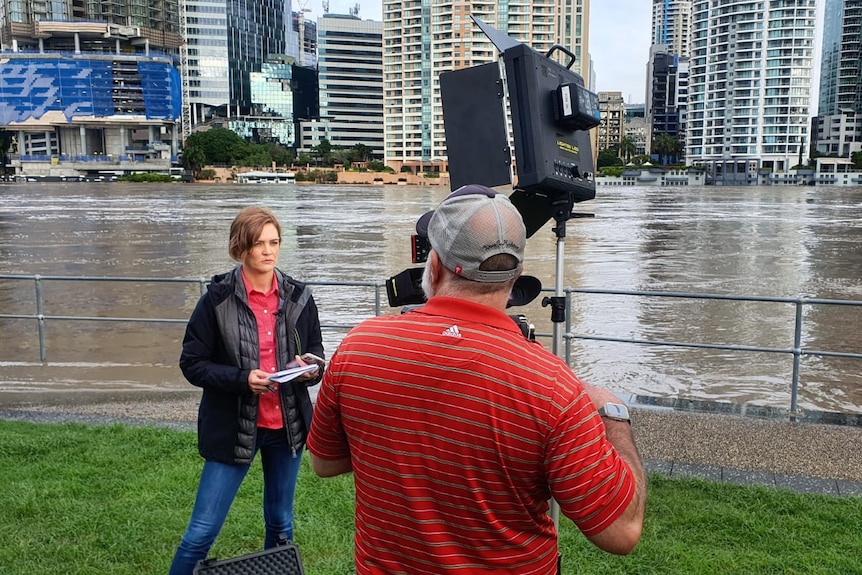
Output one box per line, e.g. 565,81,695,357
544,44,577,71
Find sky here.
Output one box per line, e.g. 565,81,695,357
304,1,654,103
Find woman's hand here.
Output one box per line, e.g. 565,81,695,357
293,354,323,382
248,369,276,394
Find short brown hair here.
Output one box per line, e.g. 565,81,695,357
228,206,282,261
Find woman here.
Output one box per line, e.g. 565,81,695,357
169,206,325,575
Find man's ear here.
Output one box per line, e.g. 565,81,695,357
428,250,446,280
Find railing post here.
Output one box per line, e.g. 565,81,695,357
789,297,804,417
199,277,207,296
374,283,382,316
564,288,572,365
34,275,47,364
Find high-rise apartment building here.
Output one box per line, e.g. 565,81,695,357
647,3,690,165
812,0,862,157
182,0,288,127
624,103,648,157
651,0,692,57
312,14,383,158
0,0,182,180
597,92,625,152
686,0,816,184
646,45,688,160
382,0,590,172
0,0,182,49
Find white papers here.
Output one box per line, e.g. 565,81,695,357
268,364,319,383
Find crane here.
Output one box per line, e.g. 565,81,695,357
296,0,311,66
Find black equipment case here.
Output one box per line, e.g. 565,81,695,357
193,542,304,575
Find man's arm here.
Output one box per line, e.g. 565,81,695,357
583,385,647,555
309,453,353,477
585,418,647,554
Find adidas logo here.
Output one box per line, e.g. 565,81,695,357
441,325,462,338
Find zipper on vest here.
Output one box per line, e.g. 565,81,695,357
279,386,298,457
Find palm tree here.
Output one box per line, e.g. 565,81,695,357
181,145,206,179
618,136,637,164
669,137,683,165
651,134,676,166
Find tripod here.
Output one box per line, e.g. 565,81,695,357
540,192,594,540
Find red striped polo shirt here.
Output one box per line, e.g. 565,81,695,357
307,296,635,575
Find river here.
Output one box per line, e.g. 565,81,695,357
1,182,861,414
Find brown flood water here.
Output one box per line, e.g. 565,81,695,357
1,182,861,414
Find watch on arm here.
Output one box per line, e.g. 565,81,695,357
598,402,631,423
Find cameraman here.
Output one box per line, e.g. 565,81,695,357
307,185,646,574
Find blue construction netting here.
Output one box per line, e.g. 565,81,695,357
0,56,181,125
138,61,182,120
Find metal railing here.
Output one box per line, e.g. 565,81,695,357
2,274,862,416
556,287,862,415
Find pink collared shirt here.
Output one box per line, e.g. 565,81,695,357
242,269,283,429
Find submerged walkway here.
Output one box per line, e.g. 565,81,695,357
1,390,861,497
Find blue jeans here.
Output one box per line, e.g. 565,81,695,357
168,428,303,575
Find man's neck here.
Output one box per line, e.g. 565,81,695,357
432,286,509,312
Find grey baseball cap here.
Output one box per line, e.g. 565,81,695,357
417,184,526,283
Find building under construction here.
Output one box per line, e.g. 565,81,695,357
0,1,183,181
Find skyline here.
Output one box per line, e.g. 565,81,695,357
306,1,652,103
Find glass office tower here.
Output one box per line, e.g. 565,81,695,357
183,0,288,125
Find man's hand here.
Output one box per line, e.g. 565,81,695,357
310,453,353,477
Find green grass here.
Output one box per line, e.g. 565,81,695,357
1,420,860,574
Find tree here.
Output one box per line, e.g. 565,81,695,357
330,147,351,168
351,143,373,163
670,137,683,164
0,131,11,176
618,136,637,164
239,148,273,168
185,128,247,165
181,145,206,179
597,148,623,168
266,143,294,167
311,138,333,166
851,151,862,169
651,134,678,165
